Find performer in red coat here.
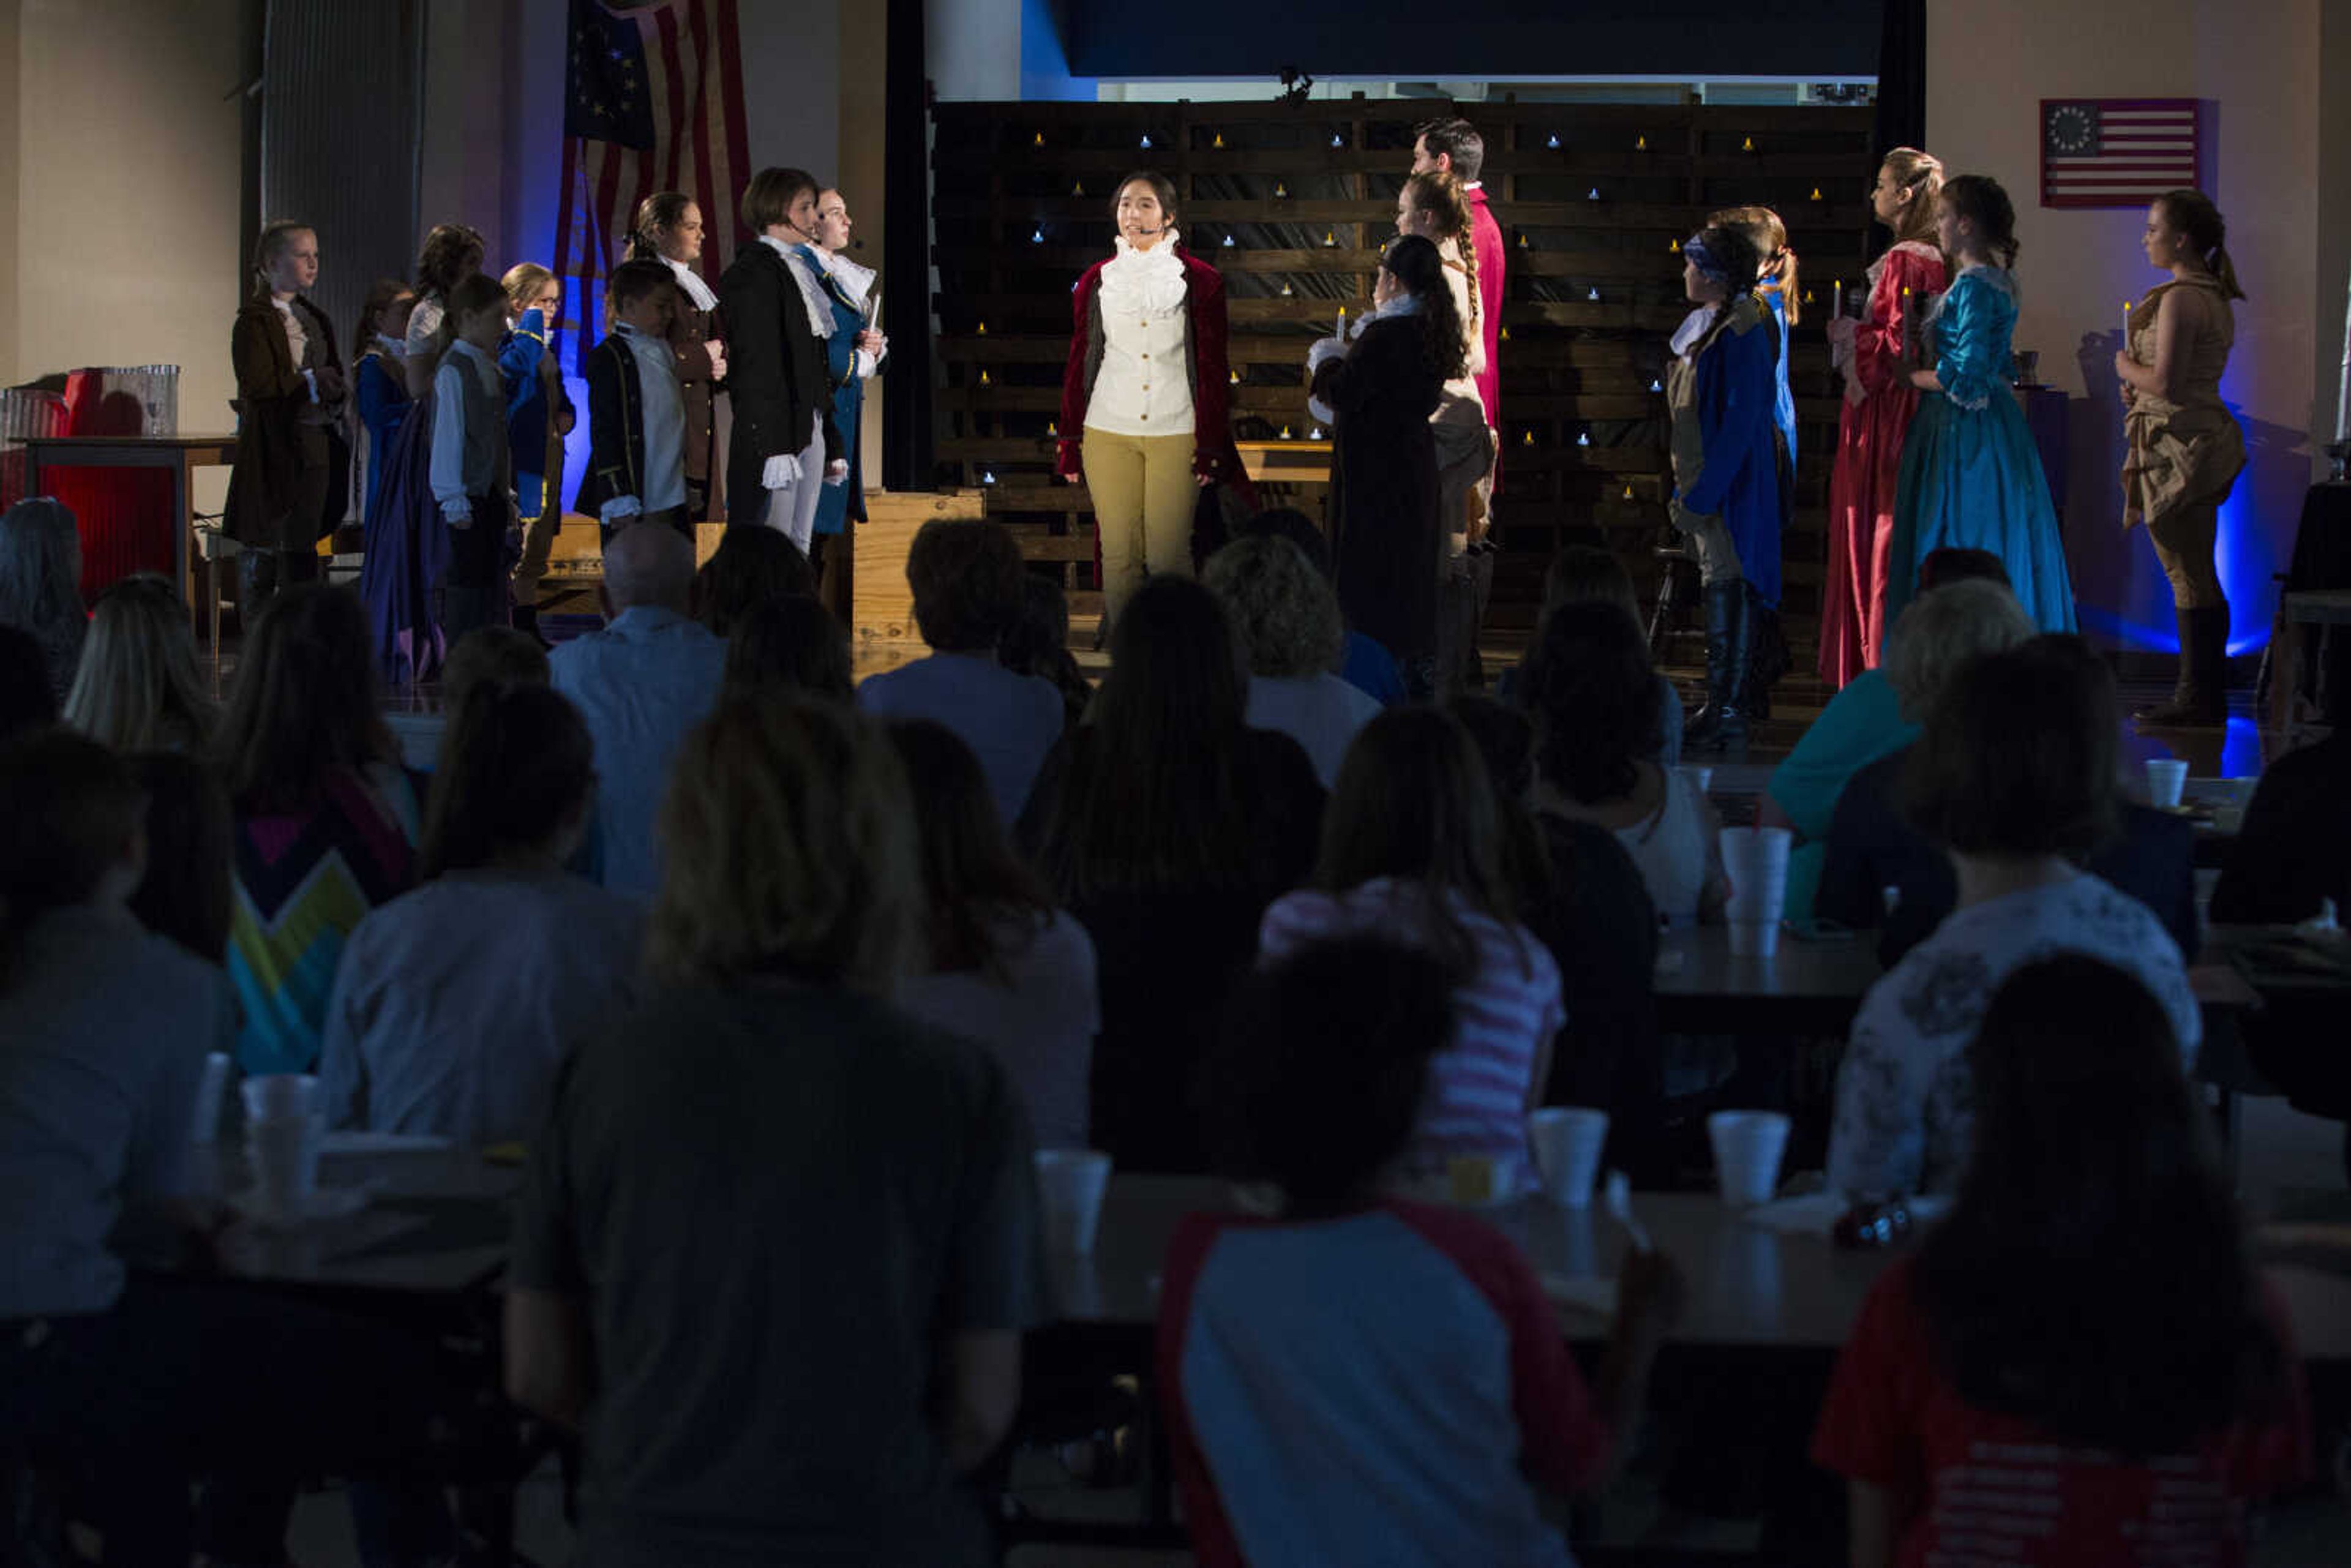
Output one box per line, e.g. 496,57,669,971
1057,171,1254,634
1821,148,1948,688
1413,119,1504,484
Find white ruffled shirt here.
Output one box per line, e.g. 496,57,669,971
1083,232,1194,438
664,255,718,313
760,233,838,341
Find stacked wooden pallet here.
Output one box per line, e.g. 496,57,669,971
929,96,1878,658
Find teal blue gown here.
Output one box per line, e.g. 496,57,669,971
1884,267,2075,632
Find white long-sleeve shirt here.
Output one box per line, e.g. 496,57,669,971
1082,236,1194,438
430,339,508,522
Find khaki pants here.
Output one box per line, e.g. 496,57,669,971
2145,497,2224,609
509,501,563,605
1085,429,1196,628
1672,505,1744,587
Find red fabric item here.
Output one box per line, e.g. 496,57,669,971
1820,242,1948,688
1469,186,1505,492
1156,1201,1611,1568
52,370,174,602
1810,1259,2312,1568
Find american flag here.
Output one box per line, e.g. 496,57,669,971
552,0,749,366
2039,99,2203,209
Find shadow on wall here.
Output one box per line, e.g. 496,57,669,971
2064,329,2304,655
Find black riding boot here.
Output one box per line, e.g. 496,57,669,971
1684,579,1751,752
2137,604,2229,727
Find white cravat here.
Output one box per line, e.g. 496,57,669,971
664,256,718,313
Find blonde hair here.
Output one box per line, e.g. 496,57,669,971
500,262,557,320
1883,578,2038,723
64,574,219,753
1881,148,1946,247
1709,204,1799,326
1204,535,1345,679
1402,170,1479,331
648,699,917,992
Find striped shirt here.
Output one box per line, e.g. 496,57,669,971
1259,878,1562,1194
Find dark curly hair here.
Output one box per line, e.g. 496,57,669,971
1525,599,1662,806
1380,233,1468,384
414,222,487,299
1914,955,2287,1455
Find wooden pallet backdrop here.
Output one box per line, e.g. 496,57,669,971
929,96,1879,661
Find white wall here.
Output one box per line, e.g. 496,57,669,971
929,0,1021,102
2,0,243,492
1926,0,2327,653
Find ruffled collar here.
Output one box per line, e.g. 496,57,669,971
1100,233,1189,315
664,256,718,313
762,233,839,339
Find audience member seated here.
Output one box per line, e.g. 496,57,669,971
0,623,58,739
1813,956,2309,1564
0,730,452,1567
549,521,726,899
857,518,1063,823
1525,600,1725,926
1020,576,1324,1172
1824,642,2203,1199
218,583,422,1075
2210,724,2351,1175
723,593,855,703
1202,533,1380,788
888,719,1098,1149
2211,724,2351,926
441,623,551,708
0,496,86,703
1455,696,1663,1146
62,572,219,753
1501,546,1682,767
1160,937,1683,1567
322,683,641,1143
694,521,816,637
506,697,1040,1568
1818,632,2199,966
1766,552,2019,921
1243,506,1404,706
127,751,234,966
1261,707,1561,1196
999,573,1094,734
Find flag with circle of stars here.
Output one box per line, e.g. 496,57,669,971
565,0,656,150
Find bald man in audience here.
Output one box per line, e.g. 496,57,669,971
549,523,728,899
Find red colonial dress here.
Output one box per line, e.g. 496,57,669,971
1820,239,1948,688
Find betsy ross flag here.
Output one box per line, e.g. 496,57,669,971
552,0,749,366
2039,99,2203,209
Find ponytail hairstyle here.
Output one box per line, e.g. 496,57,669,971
419,681,596,879
1940,174,2020,270
1685,223,1764,360
429,272,510,362
1379,233,1469,384
0,729,145,980
1710,204,1799,326
1402,170,1480,330
353,277,416,359
414,222,488,301
1880,147,1946,246
629,191,696,263
2157,189,2246,302
249,220,315,296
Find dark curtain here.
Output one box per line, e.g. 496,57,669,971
1873,0,1927,159
260,0,424,366
882,0,934,490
